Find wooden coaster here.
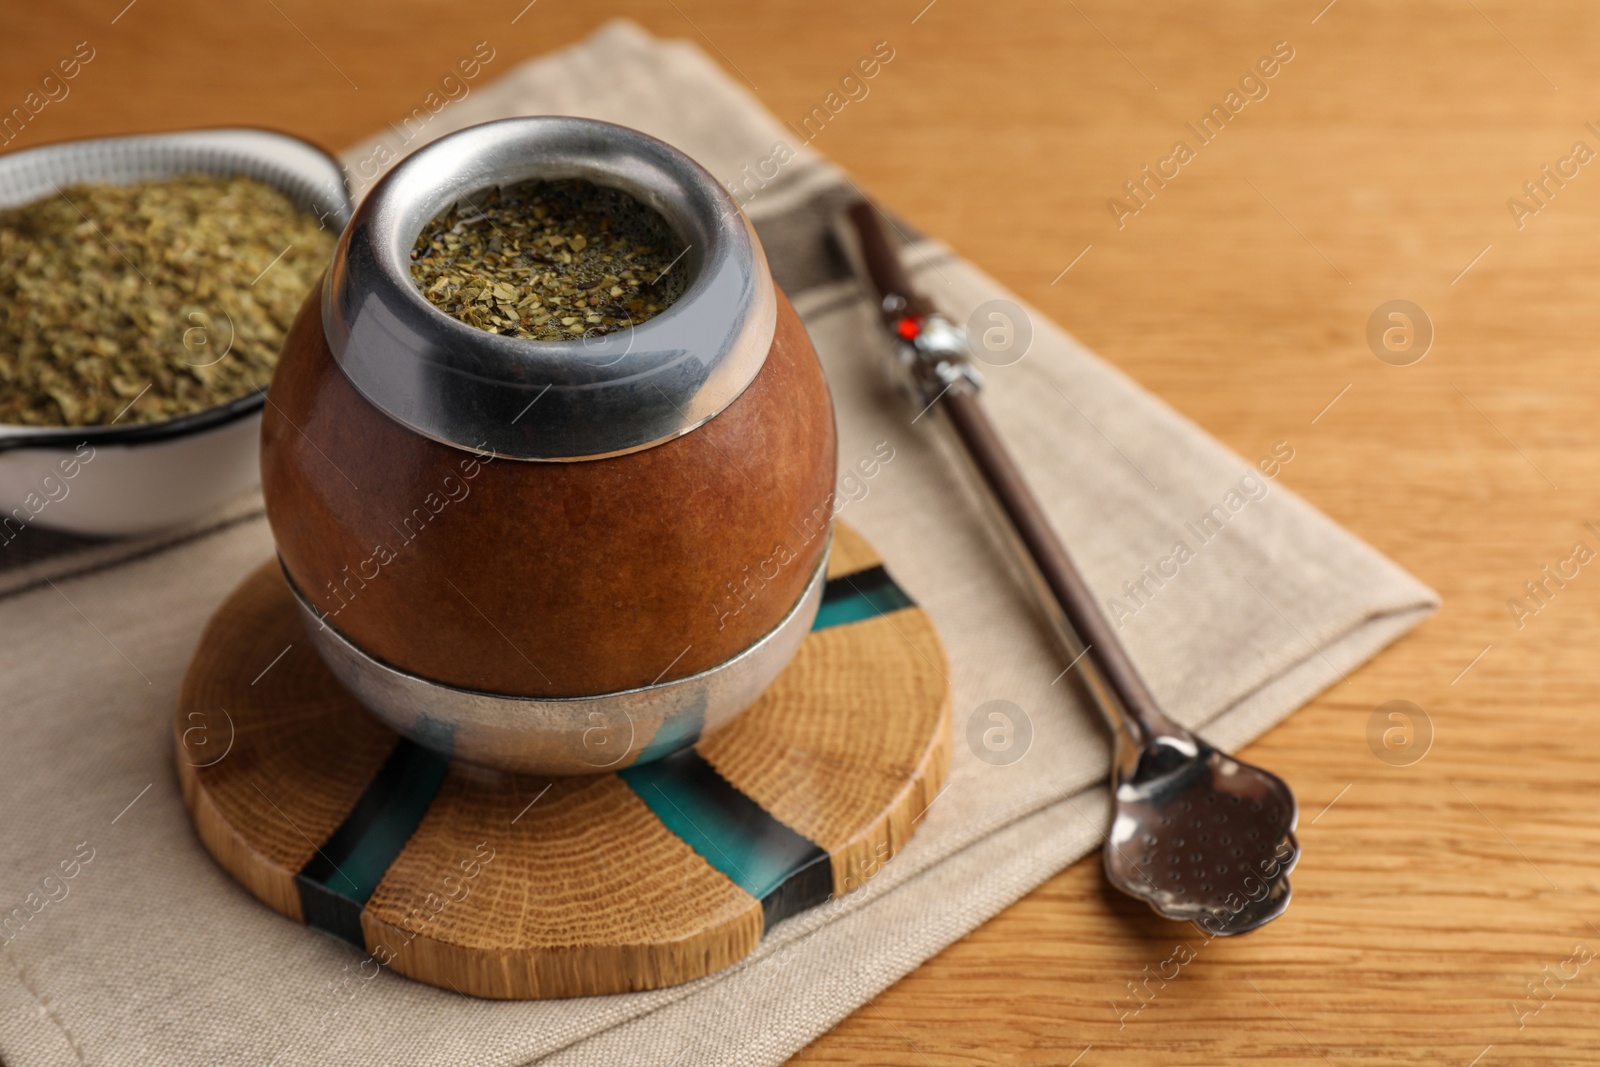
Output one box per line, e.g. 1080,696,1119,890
175,523,950,999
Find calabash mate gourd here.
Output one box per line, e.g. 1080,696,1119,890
260,118,837,775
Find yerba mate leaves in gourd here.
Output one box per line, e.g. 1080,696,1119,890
409,179,689,342
0,173,334,428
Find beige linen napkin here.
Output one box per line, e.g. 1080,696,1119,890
0,21,1436,1067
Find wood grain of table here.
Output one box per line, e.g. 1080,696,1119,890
6,1,1598,1063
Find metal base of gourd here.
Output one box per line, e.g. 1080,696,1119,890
284,542,830,777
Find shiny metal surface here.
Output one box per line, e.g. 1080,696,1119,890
947,412,1301,934
323,116,776,461
1100,702,1300,936
841,198,1298,935
943,384,1299,935
285,544,828,776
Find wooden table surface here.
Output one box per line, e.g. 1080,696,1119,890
8,1,1600,1063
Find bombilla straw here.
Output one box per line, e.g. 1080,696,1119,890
837,199,1301,935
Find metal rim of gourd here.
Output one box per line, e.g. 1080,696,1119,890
322,116,777,462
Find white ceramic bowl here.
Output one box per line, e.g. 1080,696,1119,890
0,128,352,537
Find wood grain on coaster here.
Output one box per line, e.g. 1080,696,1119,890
175,523,950,999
